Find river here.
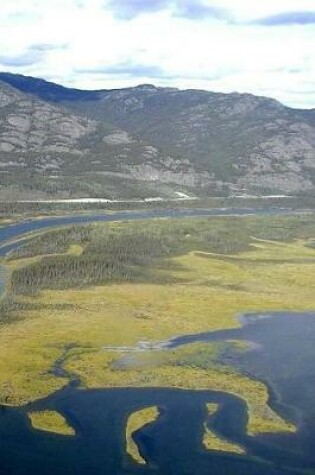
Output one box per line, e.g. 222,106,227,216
0,206,312,255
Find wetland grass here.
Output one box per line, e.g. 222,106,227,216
28,410,75,436
202,403,245,454
0,215,314,436
125,406,160,464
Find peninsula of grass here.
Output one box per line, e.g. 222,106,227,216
125,406,160,464
64,342,295,435
203,403,245,455
0,214,314,437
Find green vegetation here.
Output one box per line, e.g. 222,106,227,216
0,214,314,437
6,226,88,261
65,342,295,435
28,410,75,436
125,406,160,464
203,403,245,454
7,214,315,294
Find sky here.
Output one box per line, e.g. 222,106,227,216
0,0,314,108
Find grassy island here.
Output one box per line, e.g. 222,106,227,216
28,410,75,436
125,406,160,464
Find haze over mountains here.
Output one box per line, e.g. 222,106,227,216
0,72,314,200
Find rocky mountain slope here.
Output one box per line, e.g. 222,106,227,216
0,72,314,200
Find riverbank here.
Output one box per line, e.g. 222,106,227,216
1,194,314,222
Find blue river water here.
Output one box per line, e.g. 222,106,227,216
0,207,311,255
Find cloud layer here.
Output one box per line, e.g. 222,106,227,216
107,0,230,21
0,43,67,67
76,63,165,78
106,0,169,19
254,11,315,26
0,0,314,108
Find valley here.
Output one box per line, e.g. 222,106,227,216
0,210,314,473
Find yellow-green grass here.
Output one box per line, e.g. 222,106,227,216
0,239,314,437
203,403,245,454
65,344,295,435
199,237,315,262
126,406,160,464
28,410,75,436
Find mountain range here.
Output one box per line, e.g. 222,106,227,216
0,71,314,200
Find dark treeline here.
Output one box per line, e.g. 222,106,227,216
8,214,315,296
7,226,92,260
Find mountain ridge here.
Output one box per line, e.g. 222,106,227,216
0,72,314,200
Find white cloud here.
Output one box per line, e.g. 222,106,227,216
208,0,315,20
0,0,314,108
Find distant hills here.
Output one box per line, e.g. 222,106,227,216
0,71,314,200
